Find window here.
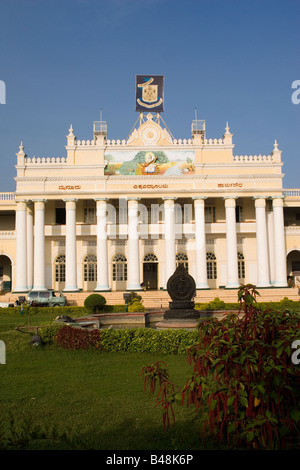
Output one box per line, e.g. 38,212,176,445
143,253,158,262
56,208,66,224
112,254,127,282
236,206,243,222
40,292,50,298
83,255,97,282
84,207,96,224
238,252,245,279
176,252,189,272
206,252,217,279
205,206,216,223
55,255,65,282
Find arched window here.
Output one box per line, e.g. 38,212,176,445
143,253,158,262
206,252,217,279
176,252,189,272
112,254,127,282
84,254,97,282
55,255,65,282
238,252,245,280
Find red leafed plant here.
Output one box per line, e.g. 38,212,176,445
141,284,300,449
55,325,101,350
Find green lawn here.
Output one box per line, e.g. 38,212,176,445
0,310,209,450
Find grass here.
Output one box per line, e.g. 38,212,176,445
0,309,211,450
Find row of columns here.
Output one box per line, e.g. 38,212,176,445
14,195,287,292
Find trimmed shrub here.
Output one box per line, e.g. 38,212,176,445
55,325,101,350
39,324,64,343
84,294,106,313
128,301,145,312
53,326,199,355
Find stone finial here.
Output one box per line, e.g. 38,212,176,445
68,124,74,136
16,140,26,166
271,139,282,162
66,124,76,146
223,121,233,144
18,140,25,155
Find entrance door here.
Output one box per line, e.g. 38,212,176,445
0,256,12,292
143,263,158,290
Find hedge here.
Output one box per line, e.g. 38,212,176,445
51,325,200,355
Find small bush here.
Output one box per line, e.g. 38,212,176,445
84,294,106,313
128,301,145,312
39,324,64,343
55,325,101,350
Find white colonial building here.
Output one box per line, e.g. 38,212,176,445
0,81,300,301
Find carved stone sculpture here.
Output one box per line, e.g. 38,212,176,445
164,264,200,320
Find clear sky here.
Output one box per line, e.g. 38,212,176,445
0,0,299,192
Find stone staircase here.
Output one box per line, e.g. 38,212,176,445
1,287,299,308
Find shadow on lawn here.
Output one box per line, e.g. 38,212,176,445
1,412,225,451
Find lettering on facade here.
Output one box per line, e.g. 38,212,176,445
218,183,243,188
58,185,81,190
133,184,169,190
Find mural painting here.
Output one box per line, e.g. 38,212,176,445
104,150,195,176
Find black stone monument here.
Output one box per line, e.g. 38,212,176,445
163,264,200,320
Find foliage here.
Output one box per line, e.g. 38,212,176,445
128,301,145,312
84,294,106,313
141,284,300,450
195,297,226,311
52,326,199,354
39,324,64,343
127,291,143,304
54,325,102,350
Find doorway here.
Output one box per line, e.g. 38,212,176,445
0,255,12,292
143,253,158,290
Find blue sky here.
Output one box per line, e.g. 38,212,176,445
0,0,299,191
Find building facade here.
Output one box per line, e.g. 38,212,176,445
1,96,300,294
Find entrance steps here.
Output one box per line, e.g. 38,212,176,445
1,287,298,308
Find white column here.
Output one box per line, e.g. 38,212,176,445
26,203,34,291
193,197,209,289
224,197,239,288
14,200,28,292
33,200,47,290
254,197,271,287
273,197,287,287
164,198,176,286
95,198,110,291
267,208,275,284
127,198,141,290
64,199,79,291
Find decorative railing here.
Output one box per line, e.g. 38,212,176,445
233,155,274,162
283,189,300,197
0,193,15,200
25,157,66,164
0,231,15,238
